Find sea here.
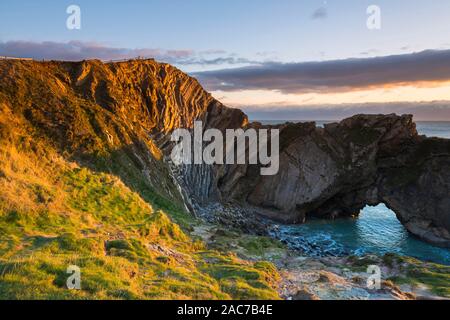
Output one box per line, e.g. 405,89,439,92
259,120,450,265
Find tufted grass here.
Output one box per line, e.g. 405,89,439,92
0,140,280,300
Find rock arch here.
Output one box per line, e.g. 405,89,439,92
215,114,450,248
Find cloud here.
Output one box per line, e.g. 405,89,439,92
199,49,227,55
360,49,379,56
243,101,450,122
0,40,251,66
194,50,450,94
311,7,327,19
0,40,188,62
175,56,260,66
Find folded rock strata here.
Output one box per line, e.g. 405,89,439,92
215,115,450,248
1,59,449,247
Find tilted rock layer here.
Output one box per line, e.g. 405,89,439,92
0,59,246,210
218,115,450,247
1,59,449,247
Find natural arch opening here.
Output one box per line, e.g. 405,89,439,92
270,204,450,265
356,204,450,264
356,204,409,251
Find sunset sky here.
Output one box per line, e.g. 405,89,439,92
1,0,450,120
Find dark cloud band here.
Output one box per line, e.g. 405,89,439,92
194,50,450,93
243,101,450,122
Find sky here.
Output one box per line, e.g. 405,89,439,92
1,0,450,120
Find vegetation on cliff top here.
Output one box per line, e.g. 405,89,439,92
0,82,280,299
383,254,450,297
0,145,280,299
1,59,449,300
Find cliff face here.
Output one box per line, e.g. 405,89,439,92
216,115,450,247
1,59,449,248
0,59,246,210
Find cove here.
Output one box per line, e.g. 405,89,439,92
270,204,450,265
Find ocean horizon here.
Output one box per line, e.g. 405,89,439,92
256,120,450,139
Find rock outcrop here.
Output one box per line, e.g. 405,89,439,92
213,115,450,247
1,59,449,247
0,58,246,210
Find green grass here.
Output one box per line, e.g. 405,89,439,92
0,60,283,300
89,149,194,230
345,254,450,298
237,237,286,257
385,255,450,297
0,157,281,300
198,252,281,300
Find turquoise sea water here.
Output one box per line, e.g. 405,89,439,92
261,120,450,265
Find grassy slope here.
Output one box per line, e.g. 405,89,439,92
382,255,450,297
0,111,280,300
347,254,450,298
1,60,448,300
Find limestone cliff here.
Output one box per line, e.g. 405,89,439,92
1,59,449,248
0,58,246,211
216,115,450,247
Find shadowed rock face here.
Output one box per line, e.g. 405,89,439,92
215,115,450,247
1,59,449,247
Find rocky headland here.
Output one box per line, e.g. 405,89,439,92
0,58,449,299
